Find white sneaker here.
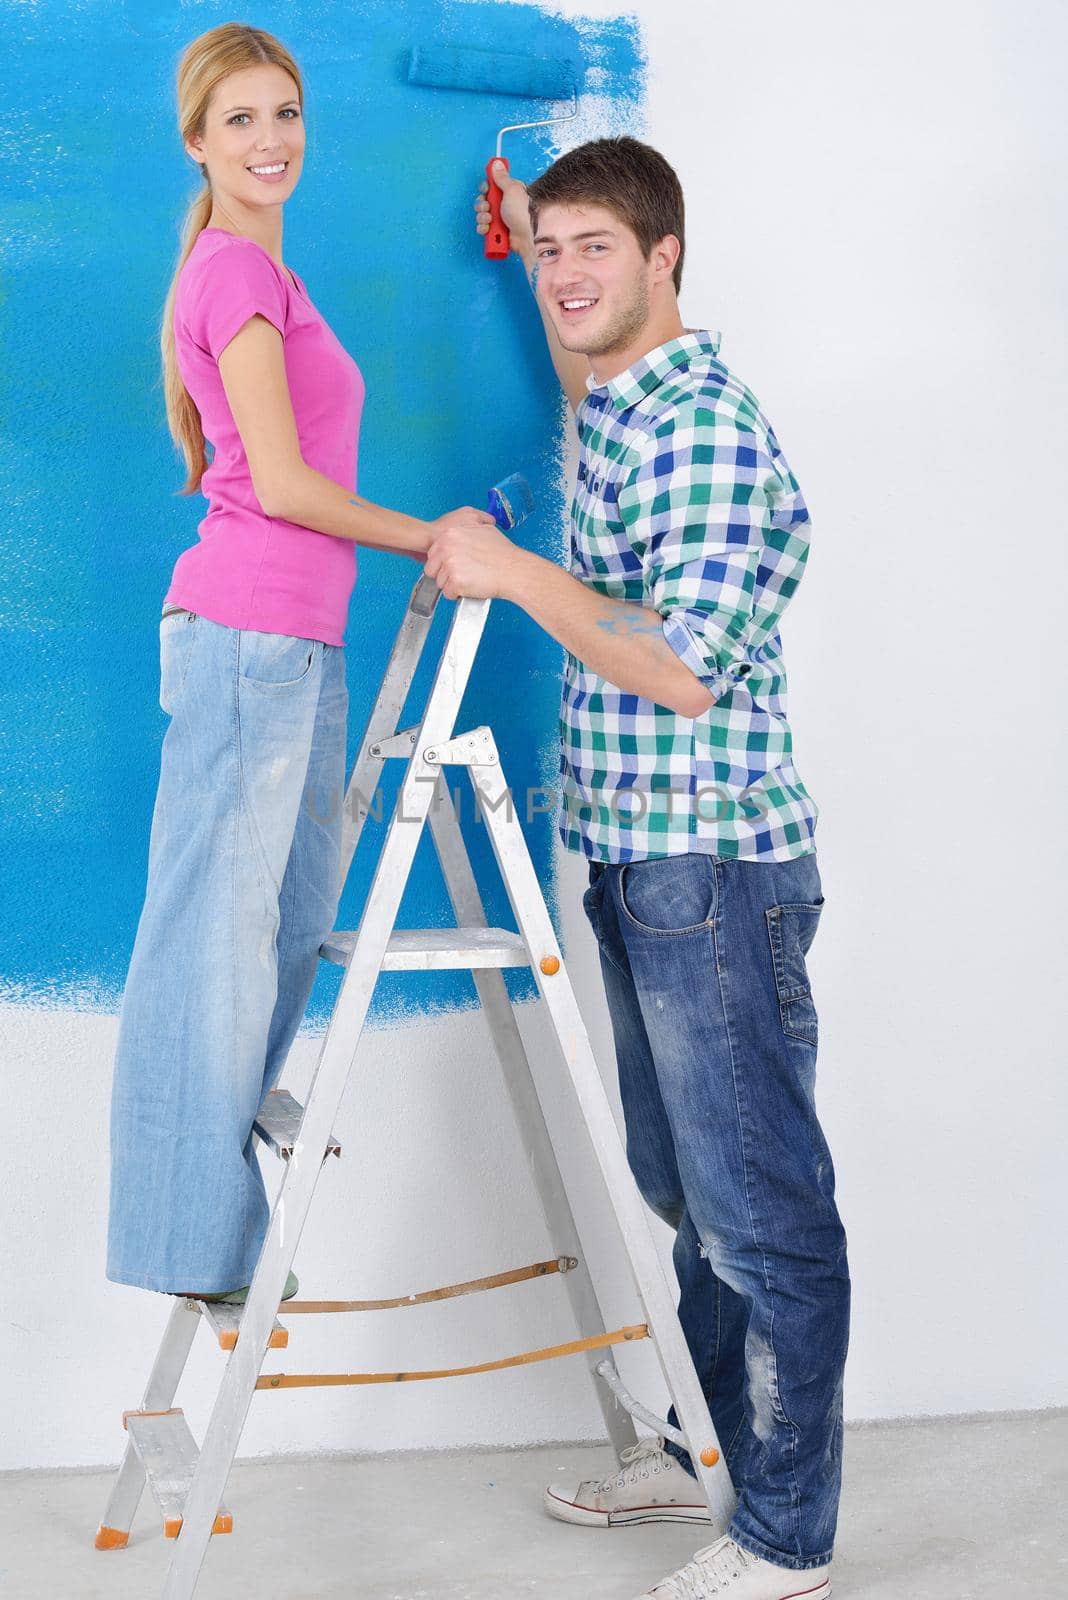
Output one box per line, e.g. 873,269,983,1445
632,1534,831,1600
543,1436,713,1527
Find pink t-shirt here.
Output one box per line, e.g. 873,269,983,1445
165,226,365,646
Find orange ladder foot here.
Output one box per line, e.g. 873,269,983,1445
94,1525,129,1550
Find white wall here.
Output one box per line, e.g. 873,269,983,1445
3,0,1065,1472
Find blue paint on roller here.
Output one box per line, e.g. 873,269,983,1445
0,0,646,1025
408,45,577,101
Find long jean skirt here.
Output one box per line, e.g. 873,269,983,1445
106,606,348,1293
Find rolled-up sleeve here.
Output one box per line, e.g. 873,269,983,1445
619,404,804,702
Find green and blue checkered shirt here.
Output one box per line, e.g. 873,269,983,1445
558,329,820,863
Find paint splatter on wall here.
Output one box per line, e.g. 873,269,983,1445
0,0,646,1027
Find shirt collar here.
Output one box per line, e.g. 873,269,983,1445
585,328,722,411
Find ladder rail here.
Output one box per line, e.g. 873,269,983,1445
160,593,493,1596
427,774,638,1457
95,1297,201,1549
338,574,442,888
464,749,737,1527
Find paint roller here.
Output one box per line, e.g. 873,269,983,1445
407,45,578,260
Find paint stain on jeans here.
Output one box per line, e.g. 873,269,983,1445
745,1328,782,1446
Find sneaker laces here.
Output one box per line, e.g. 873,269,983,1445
587,1436,673,1494
648,1537,755,1599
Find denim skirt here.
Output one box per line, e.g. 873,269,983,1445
105,606,347,1293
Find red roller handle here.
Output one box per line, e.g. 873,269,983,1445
484,155,510,261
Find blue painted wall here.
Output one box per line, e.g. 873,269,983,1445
0,0,644,1025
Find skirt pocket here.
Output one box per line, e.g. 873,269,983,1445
159,609,199,716
238,628,321,690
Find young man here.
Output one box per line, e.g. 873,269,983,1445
426,138,849,1600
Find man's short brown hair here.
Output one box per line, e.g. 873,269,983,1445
527,136,686,293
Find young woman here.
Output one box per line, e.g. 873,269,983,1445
106,22,494,1305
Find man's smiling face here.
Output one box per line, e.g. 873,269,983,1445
533,201,655,359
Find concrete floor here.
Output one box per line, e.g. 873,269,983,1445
1,1410,1064,1599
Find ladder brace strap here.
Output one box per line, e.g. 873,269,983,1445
255,1324,649,1389
280,1256,577,1314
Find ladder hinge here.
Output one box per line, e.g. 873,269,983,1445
368,728,419,759
423,727,498,766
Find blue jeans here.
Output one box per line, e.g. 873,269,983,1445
106,609,348,1293
582,850,849,1571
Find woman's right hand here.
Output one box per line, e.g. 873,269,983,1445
428,505,499,541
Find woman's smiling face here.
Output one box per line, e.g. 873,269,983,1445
185,63,305,212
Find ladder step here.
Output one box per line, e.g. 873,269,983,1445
253,1088,341,1161
122,1409,232,1539
195,1301,289,1352
321,926,530,970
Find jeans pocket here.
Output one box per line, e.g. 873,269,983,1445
159,610,199,716
618,853,717,935
582,868,606,942
238,628,320,690
765,900,824,1045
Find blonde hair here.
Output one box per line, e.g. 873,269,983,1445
161,23,303,495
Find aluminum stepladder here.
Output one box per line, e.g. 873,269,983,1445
96,574,737,1596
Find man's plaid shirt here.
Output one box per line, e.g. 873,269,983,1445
558,329,820,863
